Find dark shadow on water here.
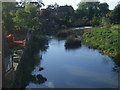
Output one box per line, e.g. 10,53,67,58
31,74,47,84
13,34,49,88
112,66,120,72
64,42,81,50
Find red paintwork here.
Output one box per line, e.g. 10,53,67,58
6,34,26,48
14,41,26,45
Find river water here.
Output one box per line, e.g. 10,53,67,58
26,38,118,88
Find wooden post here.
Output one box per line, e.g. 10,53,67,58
0,1,2,89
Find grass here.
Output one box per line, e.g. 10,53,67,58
57,30,74,38
83,26,119,65
111,24,120,30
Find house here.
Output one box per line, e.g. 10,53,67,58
57,5,74,16
40,5,74,18
2,36,14,88
40,8,51,17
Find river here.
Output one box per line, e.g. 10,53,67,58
26,37,118,88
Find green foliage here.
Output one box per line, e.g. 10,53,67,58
101,17,111,28
13,3,41,31
2,2,16,34
111,24,120,30
57,30,73,38
83,27,118,59
14,34,48,87
90,15,102,26
28,34,48,52
76,2,100,19
98,3,110,15
111,4,120,24
65,36,81,49
76,2,110,26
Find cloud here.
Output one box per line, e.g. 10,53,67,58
100,0,119,3
45,81,55,88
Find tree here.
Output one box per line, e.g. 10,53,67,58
2,2,16,34
76,1,110,26
16,0,44,9
112,4,120,24
90,15,101,26
98,3,110,15
101,17,111,28
47,3,59,9
76,1,100,25
77,1,100,10
47,4,55,9
13,3,41,31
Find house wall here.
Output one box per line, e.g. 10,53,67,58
4,69,14,88
2,57,14,88
2,38,14,88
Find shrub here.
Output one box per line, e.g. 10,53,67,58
83,27,118,62
65,36,81,49
57,30,73,38
28,34,48,52
101,17,111,28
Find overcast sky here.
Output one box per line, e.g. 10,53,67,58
16,0,119,10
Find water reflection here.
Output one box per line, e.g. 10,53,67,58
65,45,81,50
26,39,118,88
112,65,120,72
26,66,47,88
34,74,47,84
102,56,111,65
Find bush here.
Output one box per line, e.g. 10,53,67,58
90,15,102,26
101,17,111,28
57,30,73,38
65,36,81,49
83,27,118,61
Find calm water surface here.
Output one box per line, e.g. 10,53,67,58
26,38,118,88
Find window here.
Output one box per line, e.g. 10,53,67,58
5,55,13,72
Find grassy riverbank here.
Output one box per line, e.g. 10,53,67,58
83,26,120,65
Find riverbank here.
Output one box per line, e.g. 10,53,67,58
83,27,120,66
13,33,48,88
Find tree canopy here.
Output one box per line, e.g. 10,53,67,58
112,4,120,24
2,2,16,34
13,3,41,31
76,1,110,26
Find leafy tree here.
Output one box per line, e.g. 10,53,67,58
77,1,100,10
76,1,110,26
112,4,120,24
13,3,41,31
16,0,44,8
101,17,111,28
98,3,110,15
90,15,101,26
76,1,100,24
47,3,59,9
2,2,16,34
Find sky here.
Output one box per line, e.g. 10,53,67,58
17,0,119,10
41,0,119,10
